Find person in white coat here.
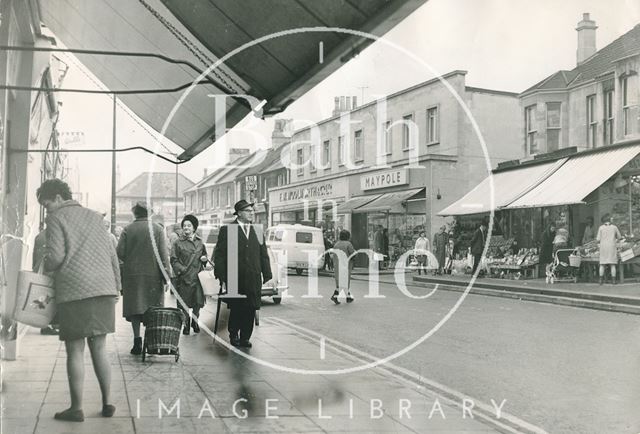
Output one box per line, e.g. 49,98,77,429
596,214,621,285
414,231,430,275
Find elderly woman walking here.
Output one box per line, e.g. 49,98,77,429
37,179,120,422
117,202,169,355
170,214,208,335
331,229,356,304
597,214,621,285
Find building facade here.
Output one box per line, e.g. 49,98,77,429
520,15,640,156
1,0,66,359
116,172,194,228
269,71,523,266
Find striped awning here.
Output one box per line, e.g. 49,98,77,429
437,159,566,216
506,144,640,209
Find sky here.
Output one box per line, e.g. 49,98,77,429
54,0,640,213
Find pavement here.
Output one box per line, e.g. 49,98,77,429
0,297,534,434
316,267,640,315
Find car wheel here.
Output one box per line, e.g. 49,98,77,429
273,296,282,305
295,268,303,275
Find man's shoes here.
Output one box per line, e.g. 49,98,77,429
346,294,354,303
40,325,59,335
330,293,340,305
239,340,252,348
102,404,116,417
183,326,190,335
130,337,142,355
191,319,200,333
230,333,240,347
54,408,84,422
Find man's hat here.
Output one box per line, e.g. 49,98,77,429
233,199,254,215
131,201,149,211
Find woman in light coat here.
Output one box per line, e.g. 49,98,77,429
37,179,120,422
414,231,430,275
597,214,621,285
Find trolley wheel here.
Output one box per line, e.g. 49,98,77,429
272,296,282,305
295,268,303,276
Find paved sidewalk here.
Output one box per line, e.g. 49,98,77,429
1,299,512,433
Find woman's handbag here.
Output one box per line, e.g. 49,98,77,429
198,261,217,296
13,263,56,328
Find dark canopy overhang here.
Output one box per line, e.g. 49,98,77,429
38,0,427,161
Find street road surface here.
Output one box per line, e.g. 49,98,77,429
255,273,640,434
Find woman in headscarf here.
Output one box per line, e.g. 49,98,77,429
170,214,208,335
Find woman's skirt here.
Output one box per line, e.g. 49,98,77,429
58,295,117,341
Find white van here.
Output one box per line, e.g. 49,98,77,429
266,224,325,275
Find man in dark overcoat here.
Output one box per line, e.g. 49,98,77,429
470,221,487,275
214,200,272,348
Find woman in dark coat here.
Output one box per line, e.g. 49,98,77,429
170,215,208,335
433,225,448,275
117,202,169,354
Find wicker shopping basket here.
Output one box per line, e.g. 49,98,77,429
142,307,185,362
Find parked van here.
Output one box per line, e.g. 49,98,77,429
266,224,325,275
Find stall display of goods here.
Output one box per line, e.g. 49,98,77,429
576,237,640,262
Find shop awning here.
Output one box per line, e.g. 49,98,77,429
437,159,567,216
356,188,425,213
506,144,640,209
38,0,426,161
336,194,382,213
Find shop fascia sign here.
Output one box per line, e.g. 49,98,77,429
361,168,409,191
274,178,347,205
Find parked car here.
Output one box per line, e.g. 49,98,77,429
266,224,325,275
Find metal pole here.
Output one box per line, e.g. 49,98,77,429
111,94,117,234
175,159,179,223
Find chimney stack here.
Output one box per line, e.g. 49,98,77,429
271,119,292,148
576,13,597,65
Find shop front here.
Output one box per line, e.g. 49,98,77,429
439,141,640,282
269,177,349,231
337,167,427,268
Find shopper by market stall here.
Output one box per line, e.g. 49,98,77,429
596,214,622,285
540,224,556,275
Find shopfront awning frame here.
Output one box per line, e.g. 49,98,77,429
355,188,425,213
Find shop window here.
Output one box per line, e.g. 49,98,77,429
310,144,317,173
382,120,392,154
295,232,313,243
525,105,537,155
586,95,597,148
354,130,363,162
297,148,304,176
622,76,630,136
426,106,439,144
402,114,415,150
338,136,345,166
603,89,614,145
546,102,561,151
322,139,330,169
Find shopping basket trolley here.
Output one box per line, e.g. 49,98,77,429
142,307,185,362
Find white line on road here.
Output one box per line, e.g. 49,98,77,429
320,336,326,360
266,316,548,434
